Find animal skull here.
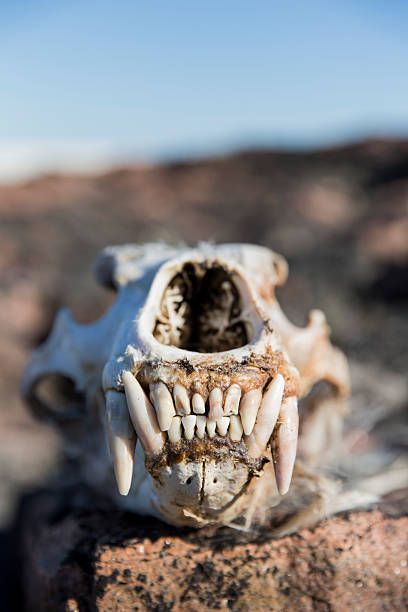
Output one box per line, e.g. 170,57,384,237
22,243,350,528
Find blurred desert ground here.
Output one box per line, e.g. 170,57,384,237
0,137,408,535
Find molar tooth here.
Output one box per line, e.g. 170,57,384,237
149,382,175,431
273,396,299,495
216,416,230,437
206,419,217,438
173,384,191,416
208,388,223,421
168,416,182,444
182,415,197,440
192,393,206,414
245,374,285,458
240,388,262,435
196,415,206,439
229,415,243,442
122,371,165,455
223,384,241,415
105,390,136,496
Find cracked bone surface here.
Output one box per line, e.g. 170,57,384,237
22,242,350,528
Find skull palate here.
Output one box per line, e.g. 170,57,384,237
153,262,249,353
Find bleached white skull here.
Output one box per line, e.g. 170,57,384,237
22,243,350,528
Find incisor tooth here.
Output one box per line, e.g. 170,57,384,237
192,393,206,414
105,390,136,496
223,384,241,415
246,374,285,458
240,388,262,435
273,396,299,495
229,415,243,442
182,415,196,440
196,415,206,439
122,371,164,455
208,388,223,421
206,419,217,438
216,416,230,436
168,416,182,444
149,382,175,431
173,384,191,416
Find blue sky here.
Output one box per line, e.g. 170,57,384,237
0,1,407,178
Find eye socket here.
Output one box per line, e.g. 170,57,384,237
26,374,86,423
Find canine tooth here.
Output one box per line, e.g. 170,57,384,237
182,415,196,440
206,419,217,438
217,416,230,436
223,384,241,415
240,388,262,435
105,391,136,496
208,388,223,421
173,384,191,415
122,371,165,455
149,382,175,431
168,416,182,444
273,396,299,495
196,415,206,439
229,415,243,442
192,393,206,414
245,374,285,458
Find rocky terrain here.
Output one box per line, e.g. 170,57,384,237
0,138,407,609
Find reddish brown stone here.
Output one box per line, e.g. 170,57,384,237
21,493,408,611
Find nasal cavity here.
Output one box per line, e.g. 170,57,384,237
153,262,249,352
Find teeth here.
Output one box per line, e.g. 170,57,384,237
122,371,165,455
192,393,206,414
196,415,206,439
223,384,241,415
149,382,176,431
168,416,182,444
206,419,217,438
182,415,197,440
246,374,285,458
173,384,191,416
216,416,230,436
229,415,243,442
208,388,223,421
240,388,262,435
105,390,136,496
273,396,299,495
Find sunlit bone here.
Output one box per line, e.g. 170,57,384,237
22,242,351,529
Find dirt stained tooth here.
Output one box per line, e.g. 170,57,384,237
206,419,217,439
229,415,243,442
196,415,206,439
173,384,191,416
240,388,262,435
122,371,165,455
168,416,182,444
223,384,241,415
245,374,285,458
216,416,230,436
192,393,206,414
105,390,136,496
182,415,196,440
208,388,223,421
273,396,299,495
149,382,175,431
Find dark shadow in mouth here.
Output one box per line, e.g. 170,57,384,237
153,262,249,353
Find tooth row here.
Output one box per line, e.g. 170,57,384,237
107,372,298,500
165,414,244,443
149,382,262,435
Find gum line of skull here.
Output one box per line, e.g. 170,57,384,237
153,264,248,352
